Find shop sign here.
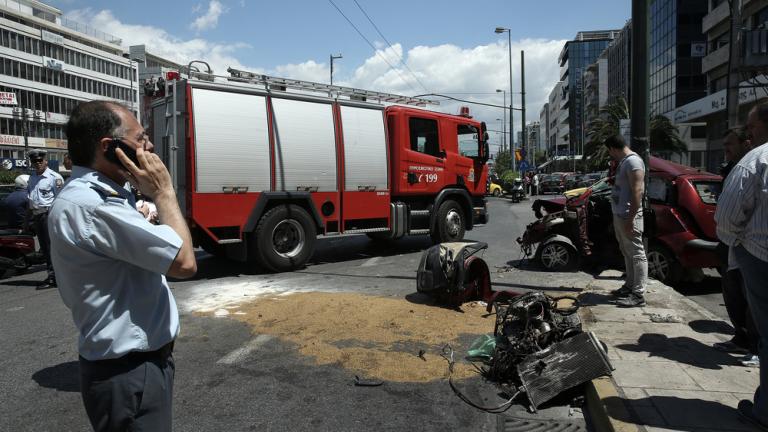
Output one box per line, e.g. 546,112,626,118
0,92,18,106
0,134,22,146
41,29,64,45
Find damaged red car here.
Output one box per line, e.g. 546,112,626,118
517,157,721,285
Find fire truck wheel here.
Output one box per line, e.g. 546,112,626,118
431,199,465,243
252,204,317,272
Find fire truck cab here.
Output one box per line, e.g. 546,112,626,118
150,69,489,272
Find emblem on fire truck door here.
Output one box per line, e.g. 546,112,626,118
468,169,475,182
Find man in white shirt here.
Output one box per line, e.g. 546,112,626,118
716,102,768,429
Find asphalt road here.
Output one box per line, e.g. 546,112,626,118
0,194,726,431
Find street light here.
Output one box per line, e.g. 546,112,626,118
330,53,342,85
124,55,144,116
496,89,506,152
495,26,514,172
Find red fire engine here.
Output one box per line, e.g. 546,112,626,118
150,67,490,272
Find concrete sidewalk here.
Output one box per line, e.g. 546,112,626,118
581,271,761,432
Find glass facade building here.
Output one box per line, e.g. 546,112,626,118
559,31,618,155
650,0,707,115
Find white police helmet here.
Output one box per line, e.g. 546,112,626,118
14,174,29,189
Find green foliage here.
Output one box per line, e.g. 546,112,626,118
534,150,547,166
583,97,688,171
0,170,25,185
494,149,512,179
500,170,520,183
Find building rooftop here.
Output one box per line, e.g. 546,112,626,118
0,0,122,46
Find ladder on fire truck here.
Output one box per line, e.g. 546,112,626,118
225,67,437,107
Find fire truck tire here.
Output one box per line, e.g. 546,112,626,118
252,204,317,272
431,199,466,243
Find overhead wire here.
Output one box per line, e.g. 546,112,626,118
327,0,421,94
352,0,430,94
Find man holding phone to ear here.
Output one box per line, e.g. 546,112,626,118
48,101,196,432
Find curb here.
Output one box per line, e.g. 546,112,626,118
584,376,641,432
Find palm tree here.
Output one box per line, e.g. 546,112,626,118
583,97,688,171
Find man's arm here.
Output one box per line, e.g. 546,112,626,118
624,168,645,235
117,147,197,279
715,166,755,245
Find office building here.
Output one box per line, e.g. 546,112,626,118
649,0,708,116
606,20,632,105
670,0,768,171
539,102,549,156
0,0,137,168
583,53,608,129
558,30,620,159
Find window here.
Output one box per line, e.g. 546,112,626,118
693,181,719,204
647,176,670,203
690,126,706,139
457,124,479,157
409,117,441,157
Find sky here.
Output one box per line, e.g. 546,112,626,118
46,0,630,147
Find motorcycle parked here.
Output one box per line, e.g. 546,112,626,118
510,178,525,203
0,229,44,278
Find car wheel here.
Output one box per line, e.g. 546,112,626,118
537,241,577,271
251,204,317,272
493,189,501,197
431,199,465,243
647,243,681,285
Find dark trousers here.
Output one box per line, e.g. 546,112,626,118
735,246,768,423
722,268,759,354
79,344,175,432
32,212,54,280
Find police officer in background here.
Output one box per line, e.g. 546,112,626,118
27,149,63,288
49,100,196,431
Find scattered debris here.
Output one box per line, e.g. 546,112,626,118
354,375,384,387
646,313,683,323
417,350,427,361
416,242,491,306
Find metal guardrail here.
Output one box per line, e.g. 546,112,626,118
0,0,121,45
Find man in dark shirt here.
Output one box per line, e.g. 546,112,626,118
4,175,29,229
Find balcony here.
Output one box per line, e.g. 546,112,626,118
743,29,768,69
702,44,729,74
702,1,729,35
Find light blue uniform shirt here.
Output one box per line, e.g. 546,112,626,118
27,167,63,214
48,166,183,361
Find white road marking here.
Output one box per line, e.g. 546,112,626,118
217,334,275,365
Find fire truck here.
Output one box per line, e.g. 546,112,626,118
149,66,490,272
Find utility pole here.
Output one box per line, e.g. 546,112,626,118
330,54,343,86
727,0,742,130
521,50,527,173
631,0,650,176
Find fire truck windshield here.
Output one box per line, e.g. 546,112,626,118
458,124,480,158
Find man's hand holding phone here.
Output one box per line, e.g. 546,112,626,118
115,145,173,201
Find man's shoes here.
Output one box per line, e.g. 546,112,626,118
739,354,760,368
610,285,631,298
713,340,749,354
738,400,768,431
614,293,646,308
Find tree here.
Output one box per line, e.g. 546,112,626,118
583,97,688,171
494,149,512,179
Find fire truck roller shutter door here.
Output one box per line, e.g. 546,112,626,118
340,105,387,191
191,88,271,193
271,98,337,192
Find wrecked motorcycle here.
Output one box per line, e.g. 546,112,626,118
447,291,613,412
0,229,44,278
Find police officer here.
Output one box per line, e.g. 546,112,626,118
49,101,196,431
27,149,63,288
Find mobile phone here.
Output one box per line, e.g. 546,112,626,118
105,139,140,169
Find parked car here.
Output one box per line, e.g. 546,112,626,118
517,157,721,285
539,172,571,194
563,173,582,191
564,176,609,198
577,172,603,188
